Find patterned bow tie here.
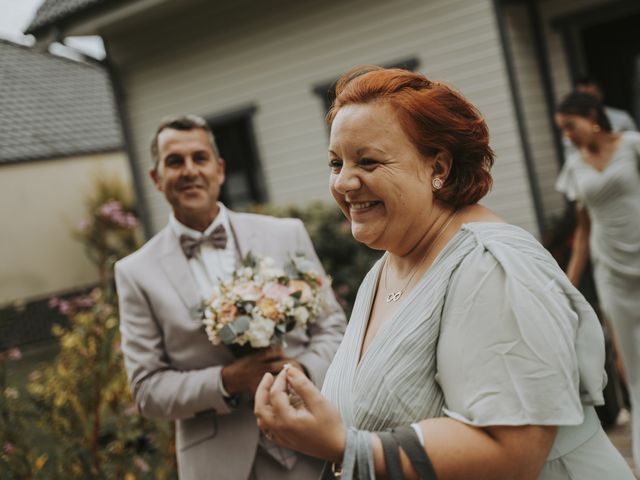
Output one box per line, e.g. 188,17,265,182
179,224,228,259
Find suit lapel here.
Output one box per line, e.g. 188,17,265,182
228,211,260,259
157,227,201,311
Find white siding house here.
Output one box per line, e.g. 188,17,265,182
26,0,640,238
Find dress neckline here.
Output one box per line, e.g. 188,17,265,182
578,132,626,174
354,224,471,369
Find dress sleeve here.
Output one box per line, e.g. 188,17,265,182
436,243,596,427
555,153,579,201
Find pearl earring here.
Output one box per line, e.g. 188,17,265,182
593,124,601,133
432,177,443,190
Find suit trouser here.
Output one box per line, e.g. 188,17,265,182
593,260,640,470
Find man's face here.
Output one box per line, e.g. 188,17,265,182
150,128,225,230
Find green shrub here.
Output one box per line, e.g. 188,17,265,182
1,177,176,479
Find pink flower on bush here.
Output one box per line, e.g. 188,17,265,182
74,295,95,309
3,442,15,456
262,282,290,303
58,300,73,316
78,219,91,232
7,347,21,361
134,457,150,473
97,200,139,230
98,200,121,217
48,296,73,315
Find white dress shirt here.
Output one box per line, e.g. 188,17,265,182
169,202,237,301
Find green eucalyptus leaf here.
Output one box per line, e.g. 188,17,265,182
218,325,237,344
233,315,252,333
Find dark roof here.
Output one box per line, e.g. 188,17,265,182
25,0,109,35
0,39,122,164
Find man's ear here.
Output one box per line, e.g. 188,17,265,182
432,151,452,180
217,157,226,186
149,166,163,191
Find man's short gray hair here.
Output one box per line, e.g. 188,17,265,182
150,114,220,169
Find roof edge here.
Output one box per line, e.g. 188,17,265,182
0,147,124,167
25,0,117,37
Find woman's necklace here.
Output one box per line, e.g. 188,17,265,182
383,210,457,303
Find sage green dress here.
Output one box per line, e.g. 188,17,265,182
556,131,640,469
322,222,633,479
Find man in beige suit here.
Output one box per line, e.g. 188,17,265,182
115,115,346,479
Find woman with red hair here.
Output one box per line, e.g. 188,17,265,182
255,66,633,479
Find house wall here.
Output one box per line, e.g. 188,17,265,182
102,0,540,235
0,151,132,306
504,3,566,229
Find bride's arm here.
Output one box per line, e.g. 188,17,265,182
255,367,556,480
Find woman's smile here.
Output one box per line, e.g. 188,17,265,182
348,200,382,215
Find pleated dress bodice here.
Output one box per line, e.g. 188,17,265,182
321,229,474,431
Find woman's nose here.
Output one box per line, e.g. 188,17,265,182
332,166,361,194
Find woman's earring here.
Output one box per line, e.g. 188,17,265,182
593,124,601,133
432,177,443,190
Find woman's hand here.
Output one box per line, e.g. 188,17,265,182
254,366,346,462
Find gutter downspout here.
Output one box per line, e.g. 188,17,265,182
102,41,152,238
492,0,546,236
526,0,566,168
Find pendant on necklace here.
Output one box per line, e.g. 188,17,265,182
386,291,402,303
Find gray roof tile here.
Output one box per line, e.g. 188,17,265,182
0,39,122,164
25,0,109,35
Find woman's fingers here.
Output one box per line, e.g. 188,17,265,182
254,372,275,421
286,366,325,410
269,368,295,415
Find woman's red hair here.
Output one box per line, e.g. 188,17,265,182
327,66,494,207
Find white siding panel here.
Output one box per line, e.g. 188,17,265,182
504,3,566,230
105,0,539,235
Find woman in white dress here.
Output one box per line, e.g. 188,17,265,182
254,67,634,479
556,91,640,472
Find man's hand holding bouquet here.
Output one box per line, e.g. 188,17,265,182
200,252,327,397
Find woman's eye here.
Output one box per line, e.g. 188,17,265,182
359,158,378,167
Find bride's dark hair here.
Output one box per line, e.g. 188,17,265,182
556,91,612,132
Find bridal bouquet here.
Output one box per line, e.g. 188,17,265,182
201,252,326,353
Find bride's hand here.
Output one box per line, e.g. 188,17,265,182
254,366,346,462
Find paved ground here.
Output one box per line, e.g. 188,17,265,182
607,409,638,478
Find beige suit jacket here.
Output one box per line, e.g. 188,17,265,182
115,211,346,480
